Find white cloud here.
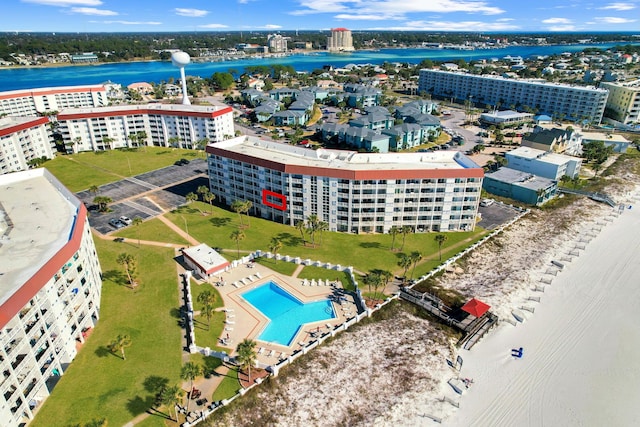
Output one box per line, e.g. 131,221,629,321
542,17,572,24
69,7,117,15
291,0,504,17
264,24,283,29
22,0,102,5
174,8,209,17
198,23,229,29
546,25,578,31
334,14,398,20
101,20,162,25
378,19,519,31
598,2,636,10
593,16,637,23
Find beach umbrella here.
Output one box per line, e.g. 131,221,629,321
461,298,490,317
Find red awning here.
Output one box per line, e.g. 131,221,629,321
461,298,490,317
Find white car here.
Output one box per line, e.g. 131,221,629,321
119,216,132,225
480,199,494,207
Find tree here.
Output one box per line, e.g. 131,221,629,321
197,289,216,328
409,251,422,279
434,234,448,261
210,71,235,91
397,253,412,282
295,220,306,243
159,384,184,422
107,334,132,360
269,237,283,261
185,192,203,215
93,195,112,212
231,200,245,226
242,200,253,226
116,252,137,287
132,216,143,248
181,362,202,411
400,225,412,251
202,190,215,214
306,214,320,248
235,338,257,386
388,225,400,251
88,184,99,196
230,229,245,259
317,221,329,245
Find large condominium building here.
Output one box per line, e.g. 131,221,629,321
600,79,640,126
267,34,288,53
327,28,354,52
0,169,102,426
207,137,484,234
0,116,54,174
418,69,608,124
0,85,107,117
56,103,234,152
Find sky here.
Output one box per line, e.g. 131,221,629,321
1,0,639,33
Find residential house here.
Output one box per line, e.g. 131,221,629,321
505,146,582,180
483,167,557,206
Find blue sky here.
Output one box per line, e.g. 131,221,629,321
2,0,639,33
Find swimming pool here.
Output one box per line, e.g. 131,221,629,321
242,281,335,346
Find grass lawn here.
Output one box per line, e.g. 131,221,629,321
113,218,191,246
44,147,205,192
253,257,299,276
167,203,486,276
211,368,240,402
31,239,183,427
297,266,355,291
189,280,233,353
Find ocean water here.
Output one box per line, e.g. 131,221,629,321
0,43,636,92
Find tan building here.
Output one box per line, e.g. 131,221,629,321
327,28,354,52
601,79,640,126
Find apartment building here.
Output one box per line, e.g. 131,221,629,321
600,79,640,126
267,34,288,53
0,169,102,425
418,69,608,124
56,103,234,152
207,136,484,234
0,116,54,174
0,85,107,117
327,28,354,52
505,146,582,180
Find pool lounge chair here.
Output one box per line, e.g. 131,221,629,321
318,279,324,286
267,349,275,357
258,347,265,354
225,320,235,325
255,272,262,279
311,279,317,286
279,352,288,359
232,282,239,288
241,278,249,285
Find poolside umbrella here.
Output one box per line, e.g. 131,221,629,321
461,298,490,318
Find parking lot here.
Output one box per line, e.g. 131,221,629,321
477,200,524,230
82,159,209,234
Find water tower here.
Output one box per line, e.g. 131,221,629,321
171,51,191,105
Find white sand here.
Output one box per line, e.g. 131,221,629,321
444,195,640,426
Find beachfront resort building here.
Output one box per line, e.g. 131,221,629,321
505,146,582,180
483,167,557,206
0,116,54,174
600,79,640,126
327,28,354,52
0,169,103,426
417,69,608,124
56,103,234,152
267,34,288,53
206,136,484,234
0,85,107,117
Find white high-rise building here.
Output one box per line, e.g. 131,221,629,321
418,69,608,124
57,103,235,152
0,85,107,117
0,169,102,426
0,116,54,174
207,136,483,233
267,34,288,53
600,79,640,126
327,28,354,52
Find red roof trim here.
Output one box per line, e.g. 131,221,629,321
58,106,233,121
0,86,106,101
0,117,49,137
0,204,88,330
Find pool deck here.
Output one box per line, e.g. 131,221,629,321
204,261,358,365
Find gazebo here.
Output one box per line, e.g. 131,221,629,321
461,298,491,318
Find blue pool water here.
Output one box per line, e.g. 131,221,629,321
242,281,335,346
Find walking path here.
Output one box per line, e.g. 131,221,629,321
156,214,200,246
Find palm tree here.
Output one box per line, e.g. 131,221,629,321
295,220,306,244
132,217,143,248
185,192,203,215
400,225,412,251
107,334,132,360
306,214,320,248
180,362,202,411
136,131,148,152
231,200,245,226
242,200,253,226
196,290,216,328
434,234,448,261
116,252,137,287
397,253,412,282
93,195,112,213
409,251,422,279
88,185,99,196
230,229,245,259
201,190,215,214
269,237,283,262
388,225,400,251
235,338,257,386
197,185,209,200
159,384,184,422
317,221,329,246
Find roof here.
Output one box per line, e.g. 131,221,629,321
507,146,577,165
0,169,81,307
182,244,229,274
523,128,569,146
485,167,555,191
461,298,490,317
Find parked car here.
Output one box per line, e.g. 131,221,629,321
119,216,132,226
108,218,125,229
480,198,495,207
174,158,190,166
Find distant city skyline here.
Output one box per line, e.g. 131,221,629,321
2,0,639,33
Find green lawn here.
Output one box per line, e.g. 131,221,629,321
167,202,486,276
31,240,183,427
297,266,355,291
189,280,232,353
44,147,205,192
253,257,299,276
113,218,191,246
